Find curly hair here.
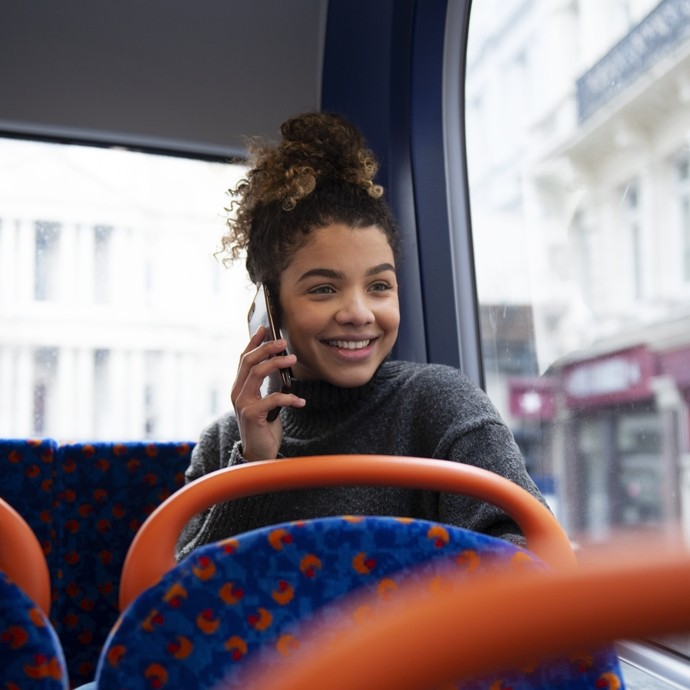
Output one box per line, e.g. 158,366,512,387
219,112,400,286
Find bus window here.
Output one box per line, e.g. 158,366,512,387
466,0,690,659
0,138,250,441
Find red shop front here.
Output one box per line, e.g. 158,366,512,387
511,344,688,538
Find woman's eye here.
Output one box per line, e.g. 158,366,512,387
308,285,336,295
369,281,393,292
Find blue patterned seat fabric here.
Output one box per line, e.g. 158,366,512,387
0,438,192,687
0,569,69,690
53,441,191,685
0,439,60,591
95,516,625,690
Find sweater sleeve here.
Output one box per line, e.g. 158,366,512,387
438,422,543,545
412,366,548,545
175,416,229,560
174,414,276,560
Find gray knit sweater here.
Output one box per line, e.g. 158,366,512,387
176,360,545,560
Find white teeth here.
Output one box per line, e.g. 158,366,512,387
327,339,371,350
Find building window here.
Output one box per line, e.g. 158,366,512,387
144,350,161,438
678,157,690,282
33,347,58,435
572,211,594,308
93,348,110,434
94,225,113,304
622,181,643,300
34,221,61,301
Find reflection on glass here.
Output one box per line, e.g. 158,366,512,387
0,139,250,441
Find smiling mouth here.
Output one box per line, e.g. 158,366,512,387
324,339,373,350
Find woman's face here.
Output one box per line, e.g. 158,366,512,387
279,223,400,387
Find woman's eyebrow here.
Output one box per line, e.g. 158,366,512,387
297,263,396,283
367,262,396,276
297,268,343,282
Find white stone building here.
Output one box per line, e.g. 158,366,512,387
0,140,250,441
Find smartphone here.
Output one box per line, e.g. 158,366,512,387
247,283,293,420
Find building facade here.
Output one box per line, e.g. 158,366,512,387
0,141,250,441
466,0,690,537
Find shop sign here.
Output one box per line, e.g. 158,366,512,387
509,378,556,420
563,346,655,407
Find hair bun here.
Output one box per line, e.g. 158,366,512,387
219,111,395,274
267,112,383,209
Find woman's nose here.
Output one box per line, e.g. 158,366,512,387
335,292,375,325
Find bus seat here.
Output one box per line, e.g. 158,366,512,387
0,496,69,690
0,438,194,686
249,543,690,690
118,454,577,610
94,455,621,689
96,515,615,690
52,441,191,686
0,572,70,690
0,438,60,583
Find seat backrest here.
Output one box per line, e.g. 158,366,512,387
0,438,59,589
119,453,577,611
0,494,52,617
53,441,191,685
1,438,194,686
0,493,68,690
98,455,623,689
249,543,690,690
96,515,560,689
0,570,69,690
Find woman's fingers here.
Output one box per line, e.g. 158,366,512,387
234,363,305,420
244,349,295,394
237,326,267,363
230,330,305,461
232,334,291,404
232,335,304,416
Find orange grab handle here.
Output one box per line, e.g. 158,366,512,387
0,497,51,616
119,454,576,610
246,545,690,690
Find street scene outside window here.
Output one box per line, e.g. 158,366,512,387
466,0,690,658
0,140,250,441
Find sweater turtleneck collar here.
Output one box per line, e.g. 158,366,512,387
281,359,401,437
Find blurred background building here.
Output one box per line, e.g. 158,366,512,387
466,0,690,537
0,141,250,441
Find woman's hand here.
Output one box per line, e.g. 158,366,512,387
231,327,305,462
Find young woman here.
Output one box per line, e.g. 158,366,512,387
176,112,546,560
